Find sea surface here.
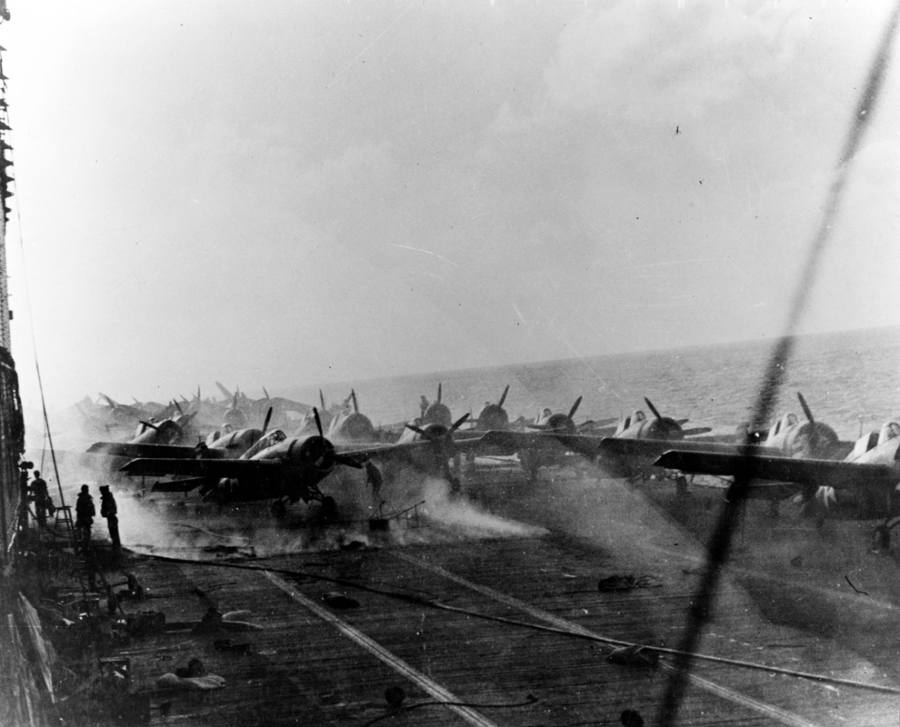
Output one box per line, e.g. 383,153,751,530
285,325,900,441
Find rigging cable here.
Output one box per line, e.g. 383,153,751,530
3,82,68,514
658,3,900,724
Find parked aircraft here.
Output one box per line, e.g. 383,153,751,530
481,397,714,479
421,383,453,428
121,408,489,516
325,389,379,443
87,407,200,459
655,419,900,528
122,409,362,517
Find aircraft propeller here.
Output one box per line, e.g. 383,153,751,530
405,412,470,441
404,413,470,484
314,407,324,437
569,396,583,420
498,384,509,409
643,397,662,420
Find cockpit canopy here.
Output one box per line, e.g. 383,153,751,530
879,421,900,445
770,412,799,437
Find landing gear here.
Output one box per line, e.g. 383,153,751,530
872,523,891,552
320,496,338,521
675,475,689,498
872,517,900,553
448,475,462,497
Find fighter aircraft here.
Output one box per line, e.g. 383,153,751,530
87,404,200,459
655,418,900,528
87,406,279,463
472,385,511,431
420,383,454,427
480,396,715,480
121,408,489,516
524,394,840,485
505,397,586,478
121,409,364,516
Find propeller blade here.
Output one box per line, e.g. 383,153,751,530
334,453,364,469
263,386,271,401
174,400,184,415
313,408,323,437
568,396,583,420
405,424,429,437
449,413,470,433
351,389,359,414
262,407,273,434
797,392,815,423
643,397,662,420
319,389,326,410
139,420,160,432
498,385,509,408
437,383,442,404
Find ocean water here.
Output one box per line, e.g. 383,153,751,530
285,325,900,441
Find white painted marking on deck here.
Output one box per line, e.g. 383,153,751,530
393,551,822,727
262,570,501,727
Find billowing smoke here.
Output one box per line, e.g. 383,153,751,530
96,462,545,561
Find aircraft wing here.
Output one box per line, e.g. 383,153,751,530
339,434,490,463
654,450,899,490
150,477,209,493
121,457,282,478
594,437,785,461
474,431,788,465
86,442,223,460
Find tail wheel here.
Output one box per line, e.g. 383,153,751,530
320,496,337,521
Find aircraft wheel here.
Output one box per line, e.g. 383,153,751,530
872,523,891,552
320,496,338,521
270,500,287,519
448,476,461,497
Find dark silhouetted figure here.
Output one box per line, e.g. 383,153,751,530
75,484,95,549
99,485,121,553
31,470,53,527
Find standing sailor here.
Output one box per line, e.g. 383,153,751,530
31,470,53,527
75,484,95,549
99,485,121,553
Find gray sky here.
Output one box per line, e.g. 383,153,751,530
4,0,900,406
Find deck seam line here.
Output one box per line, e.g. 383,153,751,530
392,551,821,727
262,570,501,727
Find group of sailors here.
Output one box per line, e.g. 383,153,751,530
24,470,121,553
